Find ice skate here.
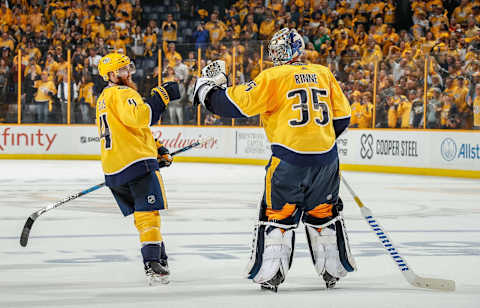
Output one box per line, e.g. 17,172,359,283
145,260,170,286
322,271,339,289
260,270,284,293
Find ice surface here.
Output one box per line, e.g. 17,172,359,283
1,160,479,307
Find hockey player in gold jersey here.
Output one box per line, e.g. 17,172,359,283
193,28,356,291
97,53,180,285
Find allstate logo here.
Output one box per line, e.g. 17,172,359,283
360,133,374,159
441,138,457,161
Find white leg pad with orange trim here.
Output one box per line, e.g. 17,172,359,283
247,227,295,284
305,224,355,278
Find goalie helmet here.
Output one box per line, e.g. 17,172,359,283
98,53,136,81
268,28,305,66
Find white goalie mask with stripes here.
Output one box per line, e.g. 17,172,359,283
268,28,305,66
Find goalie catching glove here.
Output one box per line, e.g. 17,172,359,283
155,139,173,168
193,60,228,107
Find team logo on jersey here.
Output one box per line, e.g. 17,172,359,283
360,133,374,159
440,138,457,161
147,195,156,204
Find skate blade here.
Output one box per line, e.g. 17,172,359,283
147,275,170,286
260,284,278,293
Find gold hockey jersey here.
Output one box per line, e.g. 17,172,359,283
96,85,158,186
226,64,351,154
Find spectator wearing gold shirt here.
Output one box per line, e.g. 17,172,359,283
349,91,362,128
304,42,320,64
361,37,383,66
205,12,227,44
77,74,95,123
34,71,57,123
164,42,182,69
242,14,258,40
452,0,472,24
162,13,178,46
440,94,458,128
452,77,472,128
472,84,480,129
0,32,14,52
143,26,157,57
116,0,133,20
259,12,275,40
358,94,374,128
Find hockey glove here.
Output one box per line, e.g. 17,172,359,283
155,139,173,168
193,60,228,107
193,77,219,107
151,81,181,105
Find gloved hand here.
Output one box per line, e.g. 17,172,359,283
193,60,228,107
193,77,218,107
151,81,181,104
155,139,172,168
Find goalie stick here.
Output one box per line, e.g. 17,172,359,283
19,137,213,247
340,175,456,292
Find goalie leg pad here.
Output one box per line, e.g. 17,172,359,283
306,225,347,278
245,225,295,285
304,205,356,278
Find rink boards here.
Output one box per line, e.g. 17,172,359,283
0,125,479,178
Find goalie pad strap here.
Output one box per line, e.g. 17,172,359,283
303,216,341,229
258,220,298,230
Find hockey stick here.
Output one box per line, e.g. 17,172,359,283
19,137,213,247
340,175,456,292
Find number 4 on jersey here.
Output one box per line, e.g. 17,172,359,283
288,87,329,127
99,113,112,150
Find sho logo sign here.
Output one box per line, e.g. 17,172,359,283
80,136,100,144
360,133,374,159
440,138,457,161
147,195,156,204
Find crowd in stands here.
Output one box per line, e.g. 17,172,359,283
0,0,479,128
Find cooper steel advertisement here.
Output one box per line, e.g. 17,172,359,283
351,130,423,165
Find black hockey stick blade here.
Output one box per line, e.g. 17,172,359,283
20,216,36,247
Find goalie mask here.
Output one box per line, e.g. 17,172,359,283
268,28,305,66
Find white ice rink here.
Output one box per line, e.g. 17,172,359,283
1,160,479,308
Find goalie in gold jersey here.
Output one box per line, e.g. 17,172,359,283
97,53,180,285
193,28,356,292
